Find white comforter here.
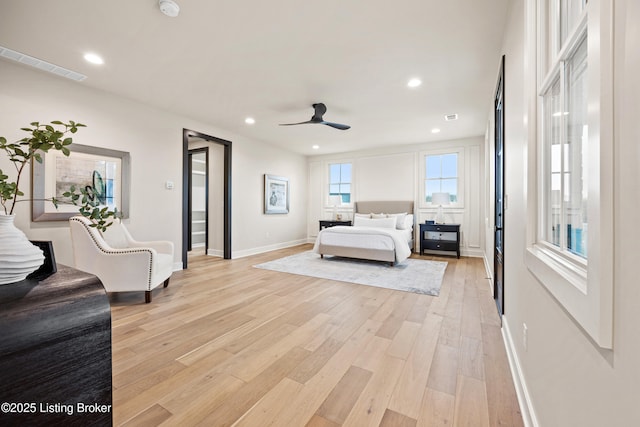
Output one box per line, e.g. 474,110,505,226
313,226,412,263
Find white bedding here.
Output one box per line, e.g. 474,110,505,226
313,225,412,263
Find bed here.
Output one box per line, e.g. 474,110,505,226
312,201,415,266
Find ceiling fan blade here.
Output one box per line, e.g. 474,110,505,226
322,121,351,130
279,120,314,126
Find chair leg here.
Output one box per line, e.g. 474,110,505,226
164,277,170,288
145,291,152,303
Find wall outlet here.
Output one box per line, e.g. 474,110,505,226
522,323,528,351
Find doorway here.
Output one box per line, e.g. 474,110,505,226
188,147,208,256
182,129,232,269
494,55,505,317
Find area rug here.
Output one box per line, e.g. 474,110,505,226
253,251,447,296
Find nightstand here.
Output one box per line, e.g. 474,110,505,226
420,223,460,258
319,220,352,231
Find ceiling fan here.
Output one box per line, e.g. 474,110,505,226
280,103,351,130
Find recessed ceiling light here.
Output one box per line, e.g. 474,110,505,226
312,145,320,150
159,0,180,17
407,78,422,88
83,53,104,65
245,117,255,124
431,128,441,134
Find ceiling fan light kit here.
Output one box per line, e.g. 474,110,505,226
159,0,180,17
280,103,350,130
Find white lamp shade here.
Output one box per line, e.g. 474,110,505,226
329,195,342,206
431,192,451,205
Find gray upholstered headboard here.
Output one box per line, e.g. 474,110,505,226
354,201,414,215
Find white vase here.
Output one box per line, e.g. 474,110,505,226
0,214,45,285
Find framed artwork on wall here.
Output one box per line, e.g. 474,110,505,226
264,174,289,214
32,144,131,222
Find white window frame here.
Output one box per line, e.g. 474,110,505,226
525,0,614,349
325,161,354,208
538,22,588,261
419,147,465,209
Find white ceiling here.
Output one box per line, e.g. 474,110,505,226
0,0,509,155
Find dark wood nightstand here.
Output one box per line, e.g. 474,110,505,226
319,220,352,231
420,223,461,258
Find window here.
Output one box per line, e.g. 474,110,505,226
541,33,588,258
526,0,613,348
541,0,587,71
425,153,458,203
328,162,352,204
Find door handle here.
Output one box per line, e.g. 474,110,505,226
495,227,503,231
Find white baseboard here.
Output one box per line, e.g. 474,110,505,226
460,247,485,258
172,261,184,271
502,316,539,427
482,253,494,293
232,239,308,259
206,249,224,257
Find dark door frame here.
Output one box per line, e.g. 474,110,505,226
494,55,505,317
187,147,209,252
182,129,232,268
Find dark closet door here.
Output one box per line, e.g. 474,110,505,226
494,55,505,317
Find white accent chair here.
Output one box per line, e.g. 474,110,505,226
69,216,174,303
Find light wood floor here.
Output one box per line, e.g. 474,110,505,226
110,244,523,427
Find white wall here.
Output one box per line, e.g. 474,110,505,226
0,60,308,267
495,0,640,425
232,137,309,258
356,152,416,201
307,137,485,257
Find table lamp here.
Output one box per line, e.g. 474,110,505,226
432,192,451,224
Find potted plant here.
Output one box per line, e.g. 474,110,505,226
0,120,119,285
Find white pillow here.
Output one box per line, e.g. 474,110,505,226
354,213,371,219
404,214,414,230
387,212,408,229
371,213,386,219
353,216,397,229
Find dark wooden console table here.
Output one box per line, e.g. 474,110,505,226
0,265,112,426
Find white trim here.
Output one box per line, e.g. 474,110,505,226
206,249,225,257
527,0,614,349
483,252,494,289
502,316,540,427
172,261,184,271
460,248,485,258
419,147,466,209
325,160,355,208
232,239,308,259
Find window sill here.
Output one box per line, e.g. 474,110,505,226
525,245,611,349
526,245,587,294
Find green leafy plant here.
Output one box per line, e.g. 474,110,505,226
0,121,119,231
56,185,119,232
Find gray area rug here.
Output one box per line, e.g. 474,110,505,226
253,251,448,296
